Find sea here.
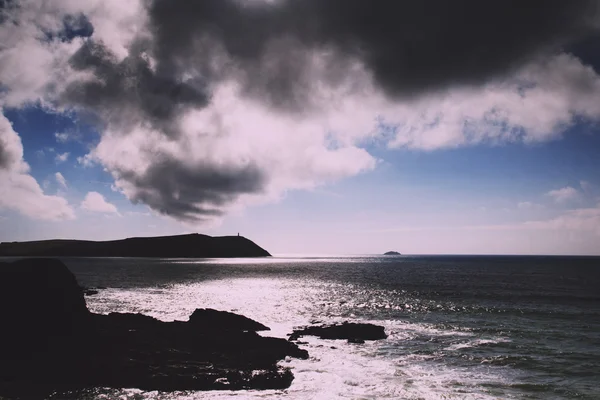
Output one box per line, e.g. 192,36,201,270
25,255,600,399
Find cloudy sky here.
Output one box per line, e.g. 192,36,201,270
1,0,600,255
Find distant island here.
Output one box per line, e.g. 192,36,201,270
383,251,401,255
0,233,271,258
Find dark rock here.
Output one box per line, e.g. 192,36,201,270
79,312,308,391
0,258,90,357
0,258,89,323
101,312,163,330
384,251,401,255
82,285,107,296
289,322,387,341
0,259,307,397
347,338,365,344
189,308,270,331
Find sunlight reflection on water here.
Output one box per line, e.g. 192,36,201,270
65,255,600,400
85,275,512,399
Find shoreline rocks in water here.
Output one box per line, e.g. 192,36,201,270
189,308,271,331
82,285,108,296
289,321,387,343
0,258,307,398
83,288,99,296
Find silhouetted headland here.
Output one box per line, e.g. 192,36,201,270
384,251,401,255
0,258,306,397
0,233,270,258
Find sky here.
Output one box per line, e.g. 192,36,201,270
1,0,600,255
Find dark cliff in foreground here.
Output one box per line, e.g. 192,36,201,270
0,258,305,397
0,233,271,258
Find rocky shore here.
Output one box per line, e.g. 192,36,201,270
0,258,305,398
0,258,389,398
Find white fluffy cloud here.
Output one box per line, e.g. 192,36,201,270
54,132,70,143
371,54,600,150
0,114,75,220
546,186,581,203
76,153,96,168
0,0,144,109
80,191,119,214
93,81,377,221
55,172,67,188
55,152,70,163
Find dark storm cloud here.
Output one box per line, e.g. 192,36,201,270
117,159,265,222
0,0,18,24
56,0,600,222
147,0,600,105
59,14,94,41
63,40,209,136
63,0,600,127
40,13,94,43
566,32,600,72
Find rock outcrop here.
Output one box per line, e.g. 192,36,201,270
0,259,307,398
0,258,90,357
289,322,388,342
189,308,270,331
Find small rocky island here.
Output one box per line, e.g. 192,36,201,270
384,251,401,255
0,233,270,258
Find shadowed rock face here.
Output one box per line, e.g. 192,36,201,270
289,322,388,342
0,258,90,356
0,259,307,398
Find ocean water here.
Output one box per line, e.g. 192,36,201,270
48,256,600,399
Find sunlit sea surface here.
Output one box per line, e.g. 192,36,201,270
41,256,600,399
